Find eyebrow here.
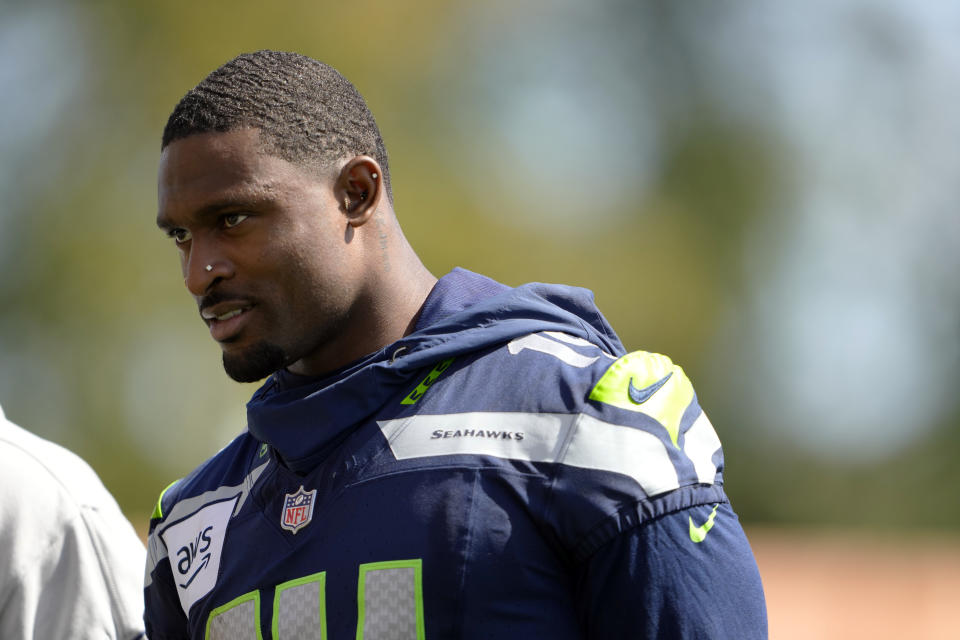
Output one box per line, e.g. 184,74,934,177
156,191,275,231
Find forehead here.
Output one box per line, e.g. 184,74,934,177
157,128,327,225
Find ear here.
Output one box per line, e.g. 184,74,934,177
335,156,383,227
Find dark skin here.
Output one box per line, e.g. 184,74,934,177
156,128,437,382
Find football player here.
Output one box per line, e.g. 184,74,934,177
145,50,767,639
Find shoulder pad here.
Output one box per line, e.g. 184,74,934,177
589,351,694,447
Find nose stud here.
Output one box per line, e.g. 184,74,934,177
205,264,213,272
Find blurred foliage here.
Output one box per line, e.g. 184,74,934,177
0,0,957,534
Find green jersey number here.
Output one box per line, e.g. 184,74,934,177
204,559,425,640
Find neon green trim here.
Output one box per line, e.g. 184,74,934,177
401,358,455,405
356,559,425,640
204,589,262,640
151,479,180,520
258,443,269,458
588,351,694,448
272,572,326,640
689,504,719,543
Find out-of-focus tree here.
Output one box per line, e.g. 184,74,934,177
0,0,956,532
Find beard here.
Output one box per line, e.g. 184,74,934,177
222,340,289,383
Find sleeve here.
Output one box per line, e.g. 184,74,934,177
0,505,147,640
143,481,192,640
0,440,147,640
73,502,149,640
574,502,768,639
545,348,767,637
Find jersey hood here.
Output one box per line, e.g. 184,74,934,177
246,268,625,472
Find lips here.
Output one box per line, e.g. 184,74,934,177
200,301,254,342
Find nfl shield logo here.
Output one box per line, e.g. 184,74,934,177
281,485,317,534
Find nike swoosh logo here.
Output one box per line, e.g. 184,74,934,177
689,505,719,543
178,554,211,589
627,372,673,404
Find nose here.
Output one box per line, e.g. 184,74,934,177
183,245,231,296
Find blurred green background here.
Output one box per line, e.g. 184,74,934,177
1,0,957,534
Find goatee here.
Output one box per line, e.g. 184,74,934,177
223,341,288,382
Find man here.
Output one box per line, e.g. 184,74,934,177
145,50,767,639
0,403,146,639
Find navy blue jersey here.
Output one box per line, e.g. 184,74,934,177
144,269,766,639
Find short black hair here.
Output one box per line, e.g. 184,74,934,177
162,50,392,201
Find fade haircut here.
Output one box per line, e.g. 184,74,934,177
162,50,392,202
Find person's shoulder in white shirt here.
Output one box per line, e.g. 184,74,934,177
0,403,145,640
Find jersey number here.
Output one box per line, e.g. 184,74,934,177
204,559,425,640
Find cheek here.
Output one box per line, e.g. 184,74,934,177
265,245,324,298
285,227,350,280
259,213,356,302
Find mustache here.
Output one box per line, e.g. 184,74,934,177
198,289,253,314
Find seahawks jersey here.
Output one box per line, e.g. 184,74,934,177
144,269,766,639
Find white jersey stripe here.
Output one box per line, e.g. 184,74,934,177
563,413,679,497
683,411,722,484
378,412,680,497
378,412,574,463
542,331,616,359
507,334,601,368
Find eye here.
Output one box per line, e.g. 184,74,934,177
223,213,249,228
168,228,192,244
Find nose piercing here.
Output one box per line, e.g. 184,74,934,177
205,264,213,272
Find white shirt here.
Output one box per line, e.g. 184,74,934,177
0,404,146,639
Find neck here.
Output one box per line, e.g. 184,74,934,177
363,233,437,343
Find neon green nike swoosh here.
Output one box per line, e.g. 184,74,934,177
688,504,719,543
